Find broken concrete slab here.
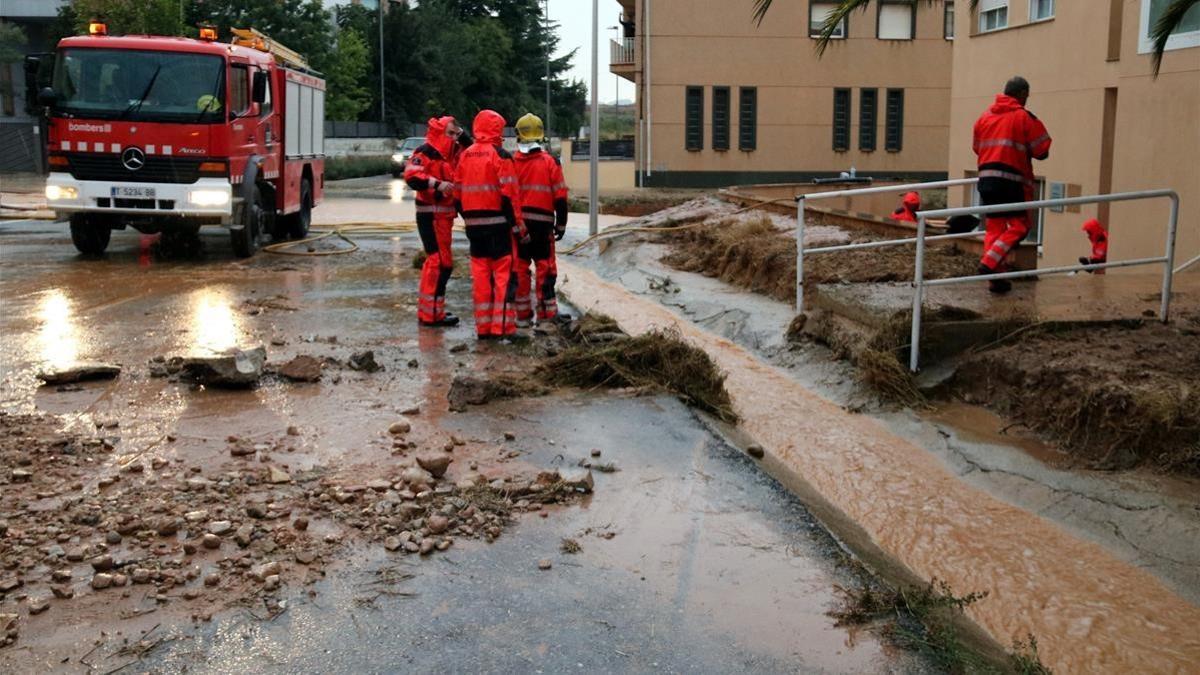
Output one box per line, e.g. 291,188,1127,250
37,362,121,385
180,347,267,387
278,355,322,382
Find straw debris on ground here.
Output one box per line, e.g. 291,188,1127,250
536,316,738,423
659,215,979,305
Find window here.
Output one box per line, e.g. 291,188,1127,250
859,88,877,151
229,65,250,117
944,1,956,39
978,0,1008,32
1138,0,1200,53
810,2,847,39
257,68,273,116
885,88,904,152
1029,0,1054,21
738,87,757,151
878,1,915,40
685,86,703,151
832,88,851,152
712,86,730,151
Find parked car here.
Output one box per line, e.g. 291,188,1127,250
391,137,425,178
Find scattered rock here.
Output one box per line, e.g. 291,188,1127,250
90,554,114,572
286,425,300,436
388,419,412,435
427,515,450,535
384,536,402,552
367,479,391,491
293,517,309,532
131,569,152,584
264,575,281,591
746,444,765,459
268,466,291,484
449,343,469,353
27,597,49,615
111,573,128,587
204,573,221,587
10,469,32,483
51,585,74,599
51,569,72,582
37,362,121,385
253,561,281,582
401,467,434,485
208,520,233,536
400,404,421,416
0,578,21,593
503,431,516,441
91,573,113,590
278,355,322,382
295,550,316,565
419,538,435,555
0,613,17,648
560,469,595,493
590,449,602,457
537,559,552,570
415,455,452,479
179,346,267,387
348,350,382,372
202,534,221,550
234,524,254,547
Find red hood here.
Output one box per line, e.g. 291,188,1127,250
425,116,455,158
989,94,1026,115
472,110,506,146
902,192,921,209
1082,218,1107,242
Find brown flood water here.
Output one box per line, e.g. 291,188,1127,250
561,261,1200,674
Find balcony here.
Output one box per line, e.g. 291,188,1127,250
610,37,636,81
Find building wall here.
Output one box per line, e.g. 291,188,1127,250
947,0,1199,271
626,0,953,187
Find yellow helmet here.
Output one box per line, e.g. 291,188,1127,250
515,113,544,143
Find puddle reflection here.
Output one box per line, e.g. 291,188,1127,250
190,289,243,354
38,289,81,368
389,178,408,203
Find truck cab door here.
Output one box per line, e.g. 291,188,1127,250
251,68,279,187
228,64,257,163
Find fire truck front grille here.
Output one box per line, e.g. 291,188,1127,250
66,153,203,184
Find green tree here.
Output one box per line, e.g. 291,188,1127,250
187,0,334,73
69,0,187,37
325,28,372,121
0,21,28,65
752,0,1199,75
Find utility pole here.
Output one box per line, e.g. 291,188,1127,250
379,0,386,126
589,0,599,236
544,0,551,134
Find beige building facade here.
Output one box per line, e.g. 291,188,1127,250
946,0,1200,270
612,0,955,188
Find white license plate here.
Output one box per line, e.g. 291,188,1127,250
111,186,156,199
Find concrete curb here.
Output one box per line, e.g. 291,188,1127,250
559,260,1200,674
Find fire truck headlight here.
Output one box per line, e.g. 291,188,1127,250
188,190,230,207
45,185,78,201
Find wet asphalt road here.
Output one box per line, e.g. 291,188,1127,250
0,218,929,673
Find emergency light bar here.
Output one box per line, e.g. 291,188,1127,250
88,21,107,36
199,26,218,41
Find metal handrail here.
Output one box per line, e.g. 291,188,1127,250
908,189,1181,371
794,178,980,309
1176,251,1200,274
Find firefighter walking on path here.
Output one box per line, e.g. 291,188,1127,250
513,113,571,325
453,110,530,340
972,76,1051,294
405,116,466,327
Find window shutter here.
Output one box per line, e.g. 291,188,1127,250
712,86,730,151
878,4,914,40
978,0,1007,12
738,87,757,151
885,88,904,152
833,88,851,152
685,86,703,151
859,88,877,151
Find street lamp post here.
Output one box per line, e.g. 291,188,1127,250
608,26,620,115
589,0,599,236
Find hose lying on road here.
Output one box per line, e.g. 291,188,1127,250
262,221,419,256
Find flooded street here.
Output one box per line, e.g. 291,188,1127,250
0,213,924,673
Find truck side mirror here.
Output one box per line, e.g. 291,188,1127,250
37,87,57,107
252,71,268,104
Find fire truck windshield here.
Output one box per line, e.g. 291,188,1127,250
52,48,226,123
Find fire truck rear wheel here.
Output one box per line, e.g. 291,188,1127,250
231,185,265,258
69,213,112,256
286,177,313,240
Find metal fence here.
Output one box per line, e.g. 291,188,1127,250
611,37,635,65
324,121,395,138
795,178,982,310
571,139,635,160
909,189,1181,371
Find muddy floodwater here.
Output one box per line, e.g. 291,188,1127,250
0,221,928,672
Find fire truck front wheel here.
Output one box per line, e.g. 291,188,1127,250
231,185,266,258
69,213,112,256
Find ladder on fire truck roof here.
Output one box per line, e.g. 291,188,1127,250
229,28,309,70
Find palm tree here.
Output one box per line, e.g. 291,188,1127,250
751,0,1198,74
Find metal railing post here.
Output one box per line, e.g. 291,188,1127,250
1161,193,1180,322
909,215,928,372
797,197,806,311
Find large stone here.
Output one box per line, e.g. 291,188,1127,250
91,573,113,590
37,362,121,385
348,350,382,373
415,455,452,479
278,355,322,382
388,419,412,435
208,520,233,536
179,347,267,387
268,466,291,484
560,469,594,494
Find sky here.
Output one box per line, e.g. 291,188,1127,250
548,0,629,104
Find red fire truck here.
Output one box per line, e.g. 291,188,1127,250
30,24,325,257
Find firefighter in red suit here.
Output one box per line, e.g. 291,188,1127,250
512,113,570,324
892,191,921,223
972,76,1051,293
453,110,530,340
1080,218,1109,275
404,116,466,326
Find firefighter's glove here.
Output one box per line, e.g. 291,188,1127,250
555,226,566,241
436,180,455,195
514,225,531,246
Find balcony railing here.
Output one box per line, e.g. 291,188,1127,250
610,37,635,66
